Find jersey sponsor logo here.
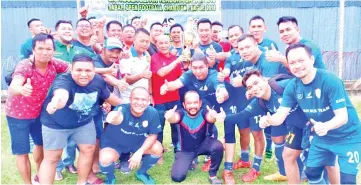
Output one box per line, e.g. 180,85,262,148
302,106,330,113
199,85,208,91
336,98,345,103
315,88,321,99
297,93,303,100
306,92,313,99
142,120,148,128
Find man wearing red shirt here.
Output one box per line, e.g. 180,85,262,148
6,33,70,184
151,35,185,163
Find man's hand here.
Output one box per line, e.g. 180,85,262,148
21,78,33,97
170,48,178,56
79,5,89,18
46,98,61,114
259,112,271,129
231,73,243,87
141,65,152,79
216,107,226,123
117,77,129,92
176,54,187,64
245,90,253,100
165,105,177,120
160,80,169,95
101,102,111,113
206,105,218,120
90,31,98,46
265,43,285,62
310,119,329,136
216,87,229,104
106,107,123,125
128,150,143,170
217,68,228,82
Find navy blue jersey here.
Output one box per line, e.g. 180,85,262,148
102,104,161,150
197,41,223,70
41,73,110,129
177,109,211,152
282,69,361,142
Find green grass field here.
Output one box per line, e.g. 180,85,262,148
1,99,361,184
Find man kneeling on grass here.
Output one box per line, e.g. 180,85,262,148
166,91,225,184
99,87,163,185
38,54,122,184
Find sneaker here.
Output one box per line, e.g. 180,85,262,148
265,149,273,159
31,175,40,185
104,177,116,185
263,172,288,181
232,159,251,170
135,172,155,185
55,171,64,181
242,168,260,183
201,160,211,172
209,176,222,184
119,161,131,174
188,161,197,171
66,164,78,174
204,155,211,163
222,170,235,184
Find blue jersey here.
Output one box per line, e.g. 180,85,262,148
258,38,279,52
224,49,254,109
198,41,223,70
93,55,115,92
20,38,33,60
177,109,211,152
299,39,325,69
102,104,161,150
41,73,111,129
72,40,95,53
281,69,361,142
179,69,224,109
252,53,285,77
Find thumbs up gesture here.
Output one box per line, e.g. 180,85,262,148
310,118,329,136
106,107,123,125
265,43,284,62
21,78,33,97
216,86,229,104
141,65,152,79
217,68,228,82
79,5,89,18
206,45,216,61
231,72,243,87
165,105,177,120
206,105,218,120
259,112,272,129
216,107,226,123
160,80,170,95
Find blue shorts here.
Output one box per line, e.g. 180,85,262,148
270,122,288,137
224,119,236,143
285,125,303,150
307,139,361,175
6,116,43,155
236,115,262,132
100,136,143,155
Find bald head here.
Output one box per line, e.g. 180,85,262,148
184,90,200,101
131,87,149,98
156,34,171,54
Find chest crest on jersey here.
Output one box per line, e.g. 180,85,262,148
297,92,303,100
142,120,148,128
315,88,321,99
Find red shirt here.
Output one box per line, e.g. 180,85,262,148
218,41,232,71
6,58,69,119
151,52,182,104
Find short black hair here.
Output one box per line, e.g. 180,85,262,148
106,20,122,31
131,16,141,23
238,34,256,43
170,23,184,32
76,18,91,27
87,16,96,21
27,18,41,28
135,28,150,37
32,33,55,50
197,18,212,29
191,51,208,65
72,53,93,64
150,22,162,30
228,25,244,34
55,20,72,30
123,24,136,31
168,17,174,22
211,21,223,28
242,69,262,87
285,43,313,60
277,16,298,26
249,15,265,25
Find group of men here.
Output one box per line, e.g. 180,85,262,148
5,7,361,185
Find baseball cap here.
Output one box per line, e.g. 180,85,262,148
104,37,123,50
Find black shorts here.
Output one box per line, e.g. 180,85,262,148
285,125,303,150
